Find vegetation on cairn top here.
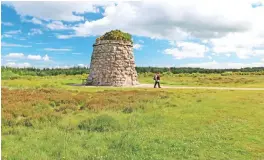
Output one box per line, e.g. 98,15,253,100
96,30,133,43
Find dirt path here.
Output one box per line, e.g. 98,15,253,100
131,84,264,90
79,83,264,91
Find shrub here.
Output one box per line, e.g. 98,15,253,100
122,106,133,114
78,114,120,132
190,73,202,77
18,118,33,127
2,118,16,127
96,30,133,43
1,71,20,80
221,72,233,76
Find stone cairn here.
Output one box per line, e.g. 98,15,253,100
87,34,139,86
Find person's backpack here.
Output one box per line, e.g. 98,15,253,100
153,75,156,80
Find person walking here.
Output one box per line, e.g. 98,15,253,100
153,72,161,88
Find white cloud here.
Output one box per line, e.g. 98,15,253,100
77,64,88,67
27,55,42,60
47,21,71,30
5,0,264,62
208,56,213,60
181,61,264,69
1,34,12,38
261,58,264,62
164,42,208,59
5,1,108,22
31,17,42,24
2,22,13,26
77,64,84,67
2,42,32,48
133,43,142,50
2,31,23,39
226,53,231,57
5,59,18,62
5,1,264,39
210,30,264,59
6,1,264,39
4,53,50,62
56,34,75,39
72,52,82,55
253,49,264,56
208,5,264,59
252,1,263,7
15,37,27,41
4,30,21,35
28,28,43,36
6,53,25,58
54,65,73,69
6,62,31,68
169,41,176,46
202,40,209,44
211,52,219,56
60,0,258,40
7,1,254,40
52,64,89,68
44,48,72,51
43,54,50,61
5,62,16,67
21,17,42,25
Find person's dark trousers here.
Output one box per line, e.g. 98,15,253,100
154,81,161,88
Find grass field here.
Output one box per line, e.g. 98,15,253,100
139,73,264,88
1,74,264,159
2,73,264,89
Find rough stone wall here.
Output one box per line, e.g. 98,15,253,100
87,40,139,86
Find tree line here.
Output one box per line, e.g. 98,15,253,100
135,67,264,74
1,66,264,76
1,66,89,76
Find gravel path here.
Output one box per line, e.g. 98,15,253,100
130,84,264,90
79,83,264,91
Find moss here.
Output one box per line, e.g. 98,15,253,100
96,30,133,43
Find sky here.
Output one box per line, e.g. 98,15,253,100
1,0,264,69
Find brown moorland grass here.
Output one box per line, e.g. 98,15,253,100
1,88,167,126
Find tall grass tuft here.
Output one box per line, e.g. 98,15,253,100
78,114,120,132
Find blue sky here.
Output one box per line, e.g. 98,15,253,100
1,1,264,69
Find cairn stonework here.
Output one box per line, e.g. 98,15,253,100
87,40,139,86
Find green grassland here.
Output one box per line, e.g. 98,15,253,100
138,73,264,88
1,74,264,159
